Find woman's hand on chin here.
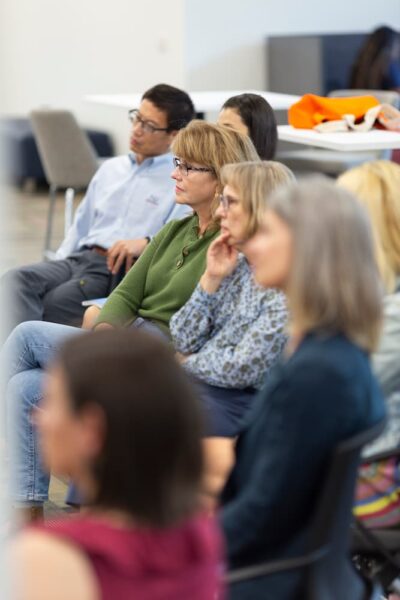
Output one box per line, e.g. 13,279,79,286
200,233,239,293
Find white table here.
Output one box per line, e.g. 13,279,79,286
278,125,400,151
85,90,300,113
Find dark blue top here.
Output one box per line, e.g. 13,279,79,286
221,331,385,599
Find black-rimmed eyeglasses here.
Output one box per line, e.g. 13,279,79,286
173,157,214,177
128,109,169,134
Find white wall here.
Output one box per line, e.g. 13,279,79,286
1,0,400,153
185,0,400,90
0,0,185,153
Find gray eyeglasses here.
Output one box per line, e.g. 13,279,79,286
173,156,214,177
128,109,169,134
218,194,240,211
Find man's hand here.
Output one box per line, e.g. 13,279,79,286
200,232,239,294
106,238,149,274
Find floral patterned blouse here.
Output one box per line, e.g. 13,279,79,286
169,255,288,389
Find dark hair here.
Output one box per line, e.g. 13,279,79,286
57,329,204,527
142,83,195,131
350,26,400,89
221,93,278,160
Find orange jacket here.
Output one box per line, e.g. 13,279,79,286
288,94,380,129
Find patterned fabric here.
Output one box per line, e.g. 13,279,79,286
170,255,288,389
355,456,400,528
354,283,400,529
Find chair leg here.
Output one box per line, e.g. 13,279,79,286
43,184,57,261
64,187,75,238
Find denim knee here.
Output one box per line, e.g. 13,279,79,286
6,370,49,503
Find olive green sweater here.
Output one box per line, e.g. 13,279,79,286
96,215,219,335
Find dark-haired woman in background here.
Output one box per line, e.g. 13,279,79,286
11,329,223,600
217,93,278,160
350,26,400,90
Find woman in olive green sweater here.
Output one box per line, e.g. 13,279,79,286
95,215,218,336
3,120,259,520
92,120,259,336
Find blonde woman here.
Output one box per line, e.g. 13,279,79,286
171,161,292,438
81,120,258,329
3,121,259,523
338,160,400,402
219,178,384,600
338,162,400,537
94,120,258,333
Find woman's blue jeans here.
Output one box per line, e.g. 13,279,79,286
3,321,82,504
3,317,168,506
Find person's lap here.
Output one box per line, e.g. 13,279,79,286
3,321,83,375
1,259,73,337
5,319,256,505
42,270,110,326
41,251,111,326
197,382,257,506
6,317,169,505
193,379,256,438
1,250,111,333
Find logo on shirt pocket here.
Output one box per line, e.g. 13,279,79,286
145,195,160,206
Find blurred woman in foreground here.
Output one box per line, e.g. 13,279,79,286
11,329,222,600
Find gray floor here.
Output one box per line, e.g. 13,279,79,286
4,183,83,516
2,184,82,273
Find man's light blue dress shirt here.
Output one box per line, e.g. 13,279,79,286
56,152,191,259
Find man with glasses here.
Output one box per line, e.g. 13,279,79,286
2,84,195,334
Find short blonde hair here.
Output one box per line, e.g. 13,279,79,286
338,160,400,293
268,177,383,353
221,161,295,238
171,120,259,189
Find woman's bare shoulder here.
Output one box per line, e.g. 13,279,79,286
10,529,99,600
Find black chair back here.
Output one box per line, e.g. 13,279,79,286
306,419,386,599
227,418,386,600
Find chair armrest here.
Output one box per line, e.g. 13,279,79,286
226,546,328,584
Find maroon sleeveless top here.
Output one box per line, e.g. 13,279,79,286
35,513,224,599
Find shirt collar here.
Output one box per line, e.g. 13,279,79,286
128,151,173,169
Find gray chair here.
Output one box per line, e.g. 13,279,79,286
30,109,98,260
278,89,400,177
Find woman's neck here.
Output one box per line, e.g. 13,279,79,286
196,205,214,236
285,327,304,357
240,242,251,257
